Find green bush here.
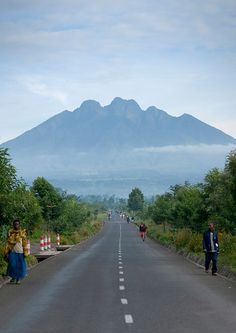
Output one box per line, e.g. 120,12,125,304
26,254,38,267
186,233,203,253
30,228,45,242
175,229,191,250
56,220,102,245
219,233,236,254
145,221,236,273
218,254,236,272
60,234,72,245
158,233,172,246
0,244,8,276
147,223,175,247
147,227,159,240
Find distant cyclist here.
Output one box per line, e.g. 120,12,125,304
126,216,130,223
139,223,147,241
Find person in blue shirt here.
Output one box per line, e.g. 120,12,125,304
203,223,219,276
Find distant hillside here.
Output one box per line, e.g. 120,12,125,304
1,97,236,196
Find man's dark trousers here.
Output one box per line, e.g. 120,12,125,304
205,252,218,273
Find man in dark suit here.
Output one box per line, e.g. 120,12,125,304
203,223,219,276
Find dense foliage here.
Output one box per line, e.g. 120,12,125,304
0,148,99,241
128,187,144,212
2,146,236,240
148,149,236,233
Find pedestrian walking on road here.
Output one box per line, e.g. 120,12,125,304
4,219,28,284
203,222,219,276
139,223,147,241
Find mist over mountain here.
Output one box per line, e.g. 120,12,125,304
2,97,236,196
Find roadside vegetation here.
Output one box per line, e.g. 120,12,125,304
2,146,236,276
127,149,236,273
146,223,236,272
0,148,106,276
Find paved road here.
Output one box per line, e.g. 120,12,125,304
1,215,236,333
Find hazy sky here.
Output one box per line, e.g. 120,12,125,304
1,0,236,143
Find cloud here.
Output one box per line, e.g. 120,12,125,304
133,144,236,154
15,76,68,104
1,0,236,54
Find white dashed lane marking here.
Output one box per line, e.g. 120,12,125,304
118,223,134,325
125,315,134,324
121,298,128,304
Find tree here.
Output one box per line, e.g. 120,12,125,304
0,148,17,193
149,193,172,231
118,198,127,211
170,184,204,232
31,177,62,230
5,183,43,234
203,168,223,216
0,148,18,225
52,198,90,234
0,149,44,235
128,188,144,212
203,168,234,232
225,149,236,204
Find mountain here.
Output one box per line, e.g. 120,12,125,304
1,97,236,196
4,97,235,152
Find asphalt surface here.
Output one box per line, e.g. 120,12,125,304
1,215,236,333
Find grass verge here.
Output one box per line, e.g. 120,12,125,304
146,222,236,273
0,217,104,278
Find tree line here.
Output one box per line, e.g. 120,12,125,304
127,150,236,234
0,148,94,240
2,146,236,240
